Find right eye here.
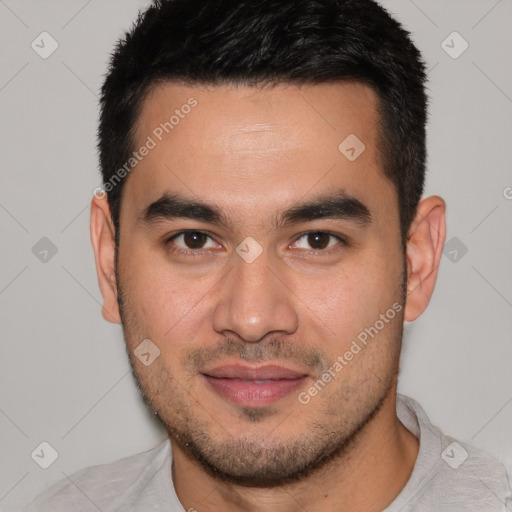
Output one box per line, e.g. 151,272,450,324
165,230,221,256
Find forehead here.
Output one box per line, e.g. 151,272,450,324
124,81,396,226
135,81,380,155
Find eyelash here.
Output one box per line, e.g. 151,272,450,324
164,229,347,257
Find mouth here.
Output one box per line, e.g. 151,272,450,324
201,363,309,407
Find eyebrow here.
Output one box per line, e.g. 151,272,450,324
276,191,371,229
138,189,372,230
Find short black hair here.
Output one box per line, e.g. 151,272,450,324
98,0,428,249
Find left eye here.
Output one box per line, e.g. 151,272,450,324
292,232,343,251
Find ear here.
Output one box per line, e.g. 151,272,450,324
404,195,446,322
90,194,121,324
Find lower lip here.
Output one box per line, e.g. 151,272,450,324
203,375,307,406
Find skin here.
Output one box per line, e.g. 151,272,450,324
90,81,446,511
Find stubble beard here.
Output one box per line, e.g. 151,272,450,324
114,246,407,487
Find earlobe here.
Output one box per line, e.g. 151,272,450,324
403,196,446,323
90,195,122,324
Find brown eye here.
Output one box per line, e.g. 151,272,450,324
182,231,209,249
293,231,343,251
307,232,330,250
167,231,219,254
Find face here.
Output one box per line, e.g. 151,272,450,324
110,82,408,485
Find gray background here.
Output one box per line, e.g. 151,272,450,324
0,0,511,509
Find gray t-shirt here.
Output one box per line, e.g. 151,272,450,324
24,394,512,511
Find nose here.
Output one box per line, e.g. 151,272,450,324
212,248,299,343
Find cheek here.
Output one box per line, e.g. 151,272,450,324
297,254,402,349
118,247,215,352
119,238,242,377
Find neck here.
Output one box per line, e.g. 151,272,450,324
171,390,419,512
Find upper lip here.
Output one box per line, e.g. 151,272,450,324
201,363,308,380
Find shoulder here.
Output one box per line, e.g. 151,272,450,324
24,438,171,512
392,395,512,511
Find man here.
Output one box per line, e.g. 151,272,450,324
25,0,512,510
